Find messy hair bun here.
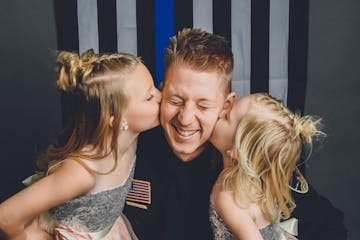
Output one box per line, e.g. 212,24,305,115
293,114,320,144
56,51,82,91
56,49,137,92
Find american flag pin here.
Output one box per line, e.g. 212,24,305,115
126,179,151,205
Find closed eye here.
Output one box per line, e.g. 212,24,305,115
169,100,183,106
198,105,209,110
146,94,154,101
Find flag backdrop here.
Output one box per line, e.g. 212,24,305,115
54,0,309,121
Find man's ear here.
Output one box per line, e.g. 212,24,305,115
109,116,115,127
220,92,236,118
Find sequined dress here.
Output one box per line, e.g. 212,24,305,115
34,158,138,240
209,201,297,240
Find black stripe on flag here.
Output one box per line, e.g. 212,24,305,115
136,0,156,80
54,0,79,127
174,0,193,33
213,0,231,47
288,0,310,175
97,0,117,53
54,0,79,52
251,0,270,93
288,0,309,114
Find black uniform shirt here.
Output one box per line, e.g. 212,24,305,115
123,127,221,240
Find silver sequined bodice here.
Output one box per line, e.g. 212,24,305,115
48,159,135,233
209,201,283,240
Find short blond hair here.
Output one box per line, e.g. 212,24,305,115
164,28,233,93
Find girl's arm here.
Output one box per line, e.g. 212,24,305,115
214,191,264,240
0,159,95,239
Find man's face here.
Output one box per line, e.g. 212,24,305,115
160,65,228,162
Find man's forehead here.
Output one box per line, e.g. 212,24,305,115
163,82,224,101
163,69,225,98
164,64,223,82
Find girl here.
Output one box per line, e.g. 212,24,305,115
0,49,161,239
209,93,322,240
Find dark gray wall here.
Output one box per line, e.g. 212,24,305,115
305,0,360,239
0,1,61,200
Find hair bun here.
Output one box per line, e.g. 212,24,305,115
56,51,82,92
293,115,319,144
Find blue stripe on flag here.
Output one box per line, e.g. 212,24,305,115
155,0,174,87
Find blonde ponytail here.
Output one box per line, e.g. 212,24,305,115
293,114,322,144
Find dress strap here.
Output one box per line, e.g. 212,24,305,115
70,158,96,176
23,158,95,186
46,160,65,175
47,158,95,176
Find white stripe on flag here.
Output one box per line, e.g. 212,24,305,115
77,0,99,54
116,0,137,55
231,0,251,97
193,0,213,33
269,0,289,104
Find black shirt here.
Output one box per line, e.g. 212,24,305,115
123,127,221,240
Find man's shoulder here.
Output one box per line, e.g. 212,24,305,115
138,126,165,144
135,126,173,175
292,183,347,239
137,126,169,158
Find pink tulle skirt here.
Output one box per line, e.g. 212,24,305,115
39,213,138,240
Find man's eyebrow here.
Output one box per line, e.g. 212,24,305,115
197,98,216,103
168,94,183,99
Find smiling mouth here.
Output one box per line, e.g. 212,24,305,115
173,125,200,137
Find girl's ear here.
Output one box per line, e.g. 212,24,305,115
220,92,236,119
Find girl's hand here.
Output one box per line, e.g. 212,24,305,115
24,217,52,240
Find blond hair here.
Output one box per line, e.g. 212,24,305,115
37,49,141,174
164,28,233,93
221,93,322,222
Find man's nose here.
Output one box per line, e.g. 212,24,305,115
178,103,196,126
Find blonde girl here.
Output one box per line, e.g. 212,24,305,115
0,49,161,239
209,93,322,240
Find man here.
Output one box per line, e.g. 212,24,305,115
123,28,347,240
